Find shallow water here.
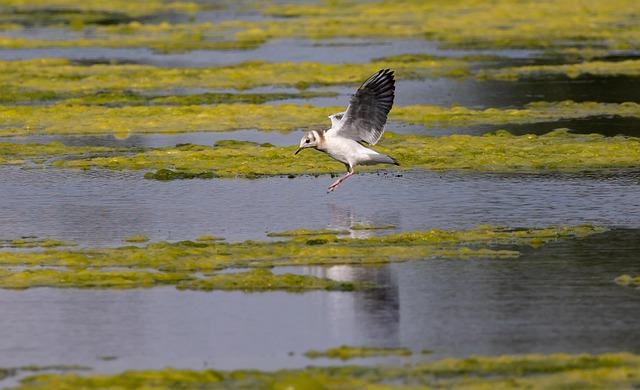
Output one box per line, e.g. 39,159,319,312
292,77,640,108
1,167,639,247
0,228,639,377
0,38,540,67
2,130,300,148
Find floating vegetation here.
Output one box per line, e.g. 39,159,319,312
143,169,215,181
0,269,191,289
28,130,640,177
614,274,640,287
57,91,338,107
0,0,200,20
123,234,149,243
1,0,638,54
259,0,640,53
393,101,640,128
0,225,604,290
1,237,74,248
5,97,640,136
0,58,467,96
13,353,640,389
0,268,361,291
177,269,360,292
304,346,412,360
0,104,336,136
480,59,640,80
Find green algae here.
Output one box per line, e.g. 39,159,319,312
257,0,640,53
0,103,336,136
2,237,74,248
4,130,640,177
0,58,467,96
480,59,640,80
13,353,640,389
0,269,190,289
0,88,338,107
177,269,361,292
0,225,604,290
42,130,640,177
393,101,640,128
0,268,360,291
4,98,640,137
144,169,215,181
59,91,338,107
123,234,148,243
614,274,640,287
1,0,639,54
0,0,200,19
304,346,412,360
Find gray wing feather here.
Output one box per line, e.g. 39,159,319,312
330,69,395,145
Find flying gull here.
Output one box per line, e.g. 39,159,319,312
294,68,398,192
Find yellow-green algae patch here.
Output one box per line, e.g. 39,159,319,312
258,0,640,53
480,59,640,81
0,225,605,290
5,0,636,54
614,274,640,287
13,353,640,389
47,130,640,177
0,269,190,289
393,101,640,128
0,58,467,95
123,234,148,243
4,100,640,137
177,269,360,292
0,0,200,19
305,346,412,360
2,237,74,248
0,269,361,291
0,104,337,136
2,0,640,54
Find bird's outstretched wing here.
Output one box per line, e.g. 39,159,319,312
327,69,395,145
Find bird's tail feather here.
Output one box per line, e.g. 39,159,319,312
371,153,400,166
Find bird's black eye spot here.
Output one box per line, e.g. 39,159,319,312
305,139,310,143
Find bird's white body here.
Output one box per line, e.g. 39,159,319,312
318,131,395,169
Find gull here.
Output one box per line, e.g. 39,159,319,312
294,68,398,192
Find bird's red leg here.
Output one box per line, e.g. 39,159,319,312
327,171,355,193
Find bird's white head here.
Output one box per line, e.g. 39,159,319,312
294,130,321,155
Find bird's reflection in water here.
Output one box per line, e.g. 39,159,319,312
306,204,402,345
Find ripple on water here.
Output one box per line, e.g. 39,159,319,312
0,167,639,246
0,228,638,374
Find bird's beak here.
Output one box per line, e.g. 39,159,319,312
294,147,302,155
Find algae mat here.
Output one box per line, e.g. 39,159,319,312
9,353,640,389
2,130,640,178
0,225,603,290
5,100,640,136
1,0,640,55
